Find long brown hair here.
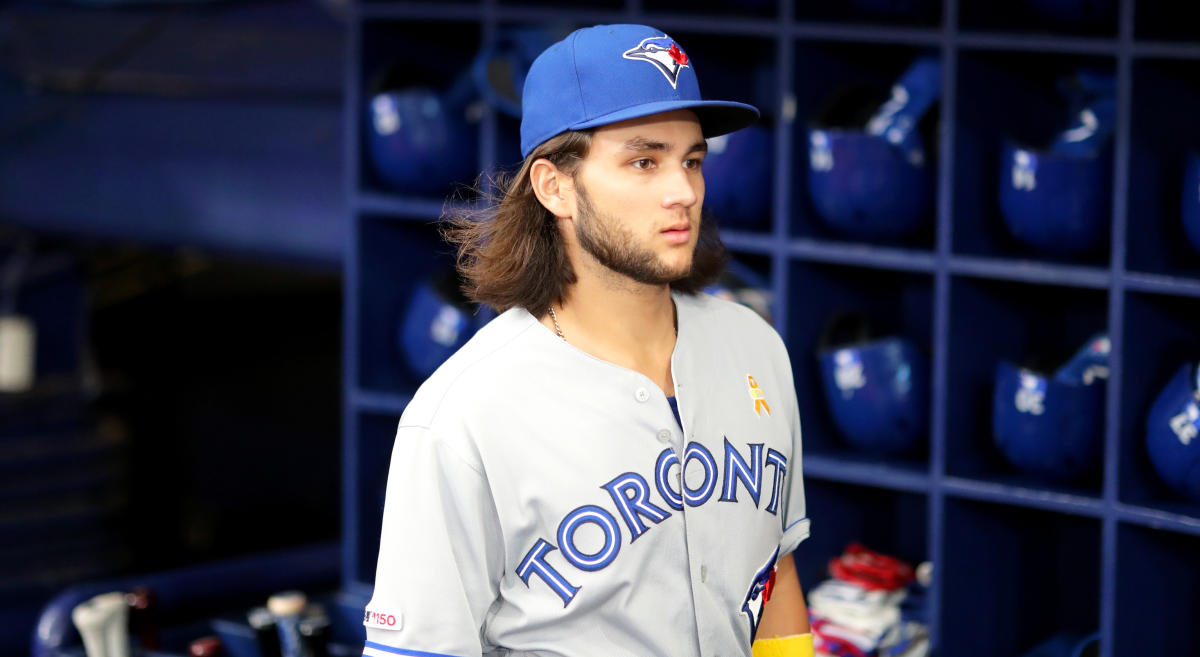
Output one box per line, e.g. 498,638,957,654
441,130,728,314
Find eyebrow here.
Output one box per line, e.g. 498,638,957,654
621,137,708,154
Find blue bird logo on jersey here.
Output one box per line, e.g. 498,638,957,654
741,546,780,638
622,36,690,89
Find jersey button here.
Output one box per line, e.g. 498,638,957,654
700,565,708,582
657,429,672,443
635,387,650,402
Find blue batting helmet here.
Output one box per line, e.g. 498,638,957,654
470,26,564,119
365,69,482,195
817,313,929,455
807,55,940,240
992,334,1110,481
703,125,773,231
397,270,482,378
1145,362,1200,503
998,72,1115,255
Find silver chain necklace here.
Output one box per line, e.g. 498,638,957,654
548,306,565,340
547,305,677,341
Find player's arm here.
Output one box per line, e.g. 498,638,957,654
752,553,813,657
363,425,502,657
756,553,810,636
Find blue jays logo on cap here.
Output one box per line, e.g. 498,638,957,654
622,35,690,89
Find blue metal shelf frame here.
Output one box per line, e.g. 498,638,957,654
344,1,1200,655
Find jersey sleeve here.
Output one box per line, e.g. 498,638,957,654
363,424,503,657
777,356,811,558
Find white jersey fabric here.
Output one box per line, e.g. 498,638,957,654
363,291,810,657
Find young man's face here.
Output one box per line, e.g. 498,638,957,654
570,109,707,286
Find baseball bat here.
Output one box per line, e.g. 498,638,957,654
71,592,129,657
126,586,160,650
299,610,331,657
267,591,308,657
248,606,283,657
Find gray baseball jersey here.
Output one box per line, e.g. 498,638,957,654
362,291,809,657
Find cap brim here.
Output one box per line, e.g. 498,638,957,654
569,99,761,139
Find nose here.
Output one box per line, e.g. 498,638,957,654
662,163,701,210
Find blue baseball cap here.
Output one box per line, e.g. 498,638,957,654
519,24,761,158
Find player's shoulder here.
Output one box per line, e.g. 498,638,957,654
675,290,786,352
397,306,545,429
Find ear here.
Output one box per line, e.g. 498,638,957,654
529,158,576,219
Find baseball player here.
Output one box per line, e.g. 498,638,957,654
363,24,812,657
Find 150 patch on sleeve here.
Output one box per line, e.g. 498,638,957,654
363,608,403,630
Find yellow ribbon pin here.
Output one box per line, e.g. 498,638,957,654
747,375,771,417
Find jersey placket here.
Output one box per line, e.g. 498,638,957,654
669,347,727,657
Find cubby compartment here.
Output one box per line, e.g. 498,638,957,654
356,217,469,395
1117,291,1200,518
484,21,575,171
945,276,1109,497
1134,0,1200,43
348,411,405,587
498,0,623,8
958,0,1118,38
1113,523,1200,657
791,479,928,591
953,50,1116,267
787,261,934,474
791,40,941,251
1126,57,1200,279
647,0,778,18
792,0,941,28
358,20,485,199
940,499,1102,657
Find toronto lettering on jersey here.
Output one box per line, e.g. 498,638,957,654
516,437,788,606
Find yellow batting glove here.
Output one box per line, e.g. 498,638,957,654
751,633,814,657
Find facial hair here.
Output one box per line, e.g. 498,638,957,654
573,180,695,286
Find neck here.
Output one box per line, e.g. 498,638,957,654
543,257,679,394
562,275,676,341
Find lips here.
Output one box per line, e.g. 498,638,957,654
661,223,692,245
